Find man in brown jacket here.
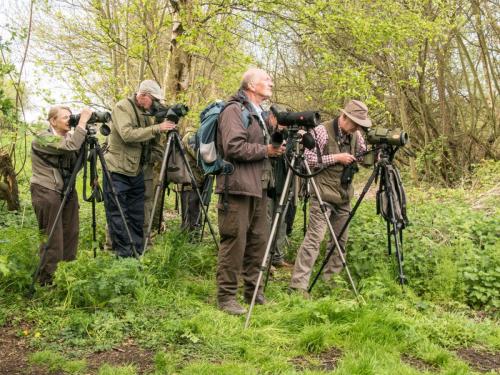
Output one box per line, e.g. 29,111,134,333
215,68,285,315
104,80,175,257
289,100,371,296
31,106,93,285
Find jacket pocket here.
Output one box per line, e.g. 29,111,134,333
121,153,140,173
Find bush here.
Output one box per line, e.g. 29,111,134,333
54,253,149,309
0,226,39,293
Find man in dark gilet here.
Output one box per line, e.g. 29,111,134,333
289,100,371,295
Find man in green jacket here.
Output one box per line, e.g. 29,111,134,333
104,80,176,257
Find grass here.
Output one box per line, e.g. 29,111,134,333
0,146,499,374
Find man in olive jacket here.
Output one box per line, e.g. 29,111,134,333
289,100,371,295
215,68,285,315
104,80,175,257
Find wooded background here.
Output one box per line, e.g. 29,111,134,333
1,0,498,194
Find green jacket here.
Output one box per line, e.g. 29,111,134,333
314,118,359,205
30,126,87,193
105,96,163,177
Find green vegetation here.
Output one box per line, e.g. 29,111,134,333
0,160,498,374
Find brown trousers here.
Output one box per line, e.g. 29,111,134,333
216,192,269,302
290,197,350,290
30,184,79,284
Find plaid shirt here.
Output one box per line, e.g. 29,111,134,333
304,124,366,168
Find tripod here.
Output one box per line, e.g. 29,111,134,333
197,175,214,242
244,132,362,328
143,130,219,253
308,144,408,293
30,127,138,294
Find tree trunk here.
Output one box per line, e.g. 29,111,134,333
0,151,20,211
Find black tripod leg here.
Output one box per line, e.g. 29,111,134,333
308,167,378,293
387,221,392,256
157,183,167,234
92,199,97,258
143,133,174,253
382,167,406,287
198,176,213,242
29,145,86,296
173,134,219,250
95,144,139,258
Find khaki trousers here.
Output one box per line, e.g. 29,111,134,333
30,184,79,284
216,192,269,302
290,197,350,290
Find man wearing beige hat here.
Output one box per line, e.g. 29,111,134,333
103,80,176,257
289,99,371,295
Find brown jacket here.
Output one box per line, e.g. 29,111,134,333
215,100,268,198
30,126,87,193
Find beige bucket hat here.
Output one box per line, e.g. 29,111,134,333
340,99,372,128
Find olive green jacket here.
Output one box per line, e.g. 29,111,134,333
105,96,163,177
314,119,359,205
30,126,87,193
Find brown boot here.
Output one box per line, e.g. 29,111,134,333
244,293,267,305
218,299,247,315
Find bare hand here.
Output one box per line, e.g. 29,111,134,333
78,108,93,128
267,144,286,158
334,153,356,165
159,120,176,132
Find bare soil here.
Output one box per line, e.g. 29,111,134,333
0,325,154,375
289,346,342,372
401,353,439,372
456,347,500,373
85,339,154,374
0,325,33,375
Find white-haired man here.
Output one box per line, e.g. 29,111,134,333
215,68,285,315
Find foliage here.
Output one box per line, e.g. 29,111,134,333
53,254,149,309
347,163,499,311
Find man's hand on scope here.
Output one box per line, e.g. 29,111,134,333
334,153,357,165
159,120,177,132
267,144,286,158
77,108,94,129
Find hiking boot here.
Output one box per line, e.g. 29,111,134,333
218,299,247,315
244,293,267,305
288,287,310,299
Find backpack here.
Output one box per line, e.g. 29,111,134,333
196,100,251,175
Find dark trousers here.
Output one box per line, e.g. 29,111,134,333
30,184,79,284
103,172,145,257
216,192,269,302
180,188,201,232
